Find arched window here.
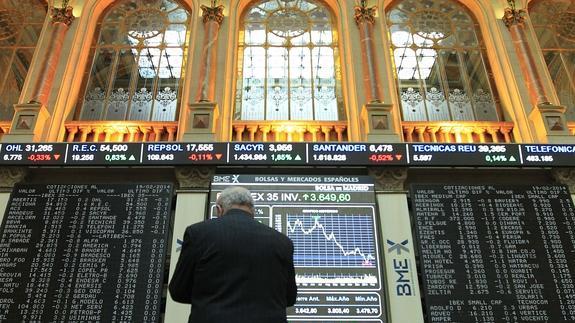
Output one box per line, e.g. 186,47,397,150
235,0,344,121
77,0,190,121
387,0,500,122
529,0,575,121
0,0,46,120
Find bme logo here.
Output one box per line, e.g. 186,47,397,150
387,239,414,296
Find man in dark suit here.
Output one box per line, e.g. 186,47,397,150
169,186,298,323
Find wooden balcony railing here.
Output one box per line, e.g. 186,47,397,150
64,121,178,142
232,121,348,142
402,121,515,143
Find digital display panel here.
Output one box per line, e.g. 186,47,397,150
0,184,172,322
143,143,227,164
67,143,141,165
520,144,575,166
407,144,521,166
411,185,575,322
209,175,386,322
0,143,67,165
0,142,572,167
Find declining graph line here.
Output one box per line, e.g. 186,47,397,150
287,214,376,268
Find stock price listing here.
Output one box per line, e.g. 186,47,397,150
309,143,405,166
408,144,520,166
67,143,141,165
0,143,66,165
230,143,306,165
520,145,575,166
209,175,386,322
143,143,227,164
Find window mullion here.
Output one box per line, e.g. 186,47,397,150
126,47,142,121
102,49,122,120
558,52,575,96
310,45,316,120
149,48,164,121
435,49,454,121
287,44,291,121
456,49,476,120
264,44,269,121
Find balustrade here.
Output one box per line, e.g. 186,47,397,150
402,121,514,143
232,121,348,142
64,121,178,142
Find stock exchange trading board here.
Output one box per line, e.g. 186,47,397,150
209,175,386,323
411,185,575,323
0,184,172,322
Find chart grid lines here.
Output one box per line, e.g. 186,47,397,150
287,213,376,268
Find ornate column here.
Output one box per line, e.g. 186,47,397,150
354,1,383,103
502,0,568,139
355,1,399,142
367,167,424,323
183,2,223,141
30,5,74,105
6,4,74,142
196,2,224,102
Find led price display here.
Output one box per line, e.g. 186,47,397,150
412,185,575,323
229,143,307,165
67,143,141,165
0,142,573,167
408,144,521,166
0,143,67,165
307,143,406,166
520,145,575,166
143,143,227,164
0,184,172,322
210,175,386,323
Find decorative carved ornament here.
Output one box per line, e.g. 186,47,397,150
175,166,215,189
0,168,27,189
201,4,224,25
50,6,75,26
268,8,308,38
368,168,407,192
354,3,377,25
124,7,168,40
552,168,575,194
502,0,526,28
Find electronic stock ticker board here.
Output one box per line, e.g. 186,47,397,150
2,142,575,167
0,184,172,322
412,185,575,323
209,175,386,322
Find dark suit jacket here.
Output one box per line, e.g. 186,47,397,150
169,209,298,323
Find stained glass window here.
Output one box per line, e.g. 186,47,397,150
529,0,575,121
0,0,46,120
235,0,344,121
387,0,501,122
78,0,190,121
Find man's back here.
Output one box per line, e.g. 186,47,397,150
169,209,297,323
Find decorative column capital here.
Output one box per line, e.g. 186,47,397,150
50,6,75,26
552,169,575,193
354,2,377,25
502,0,526,28
0,167,28,190
175,166,215,190
368,167,408,192
201,4,225,25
